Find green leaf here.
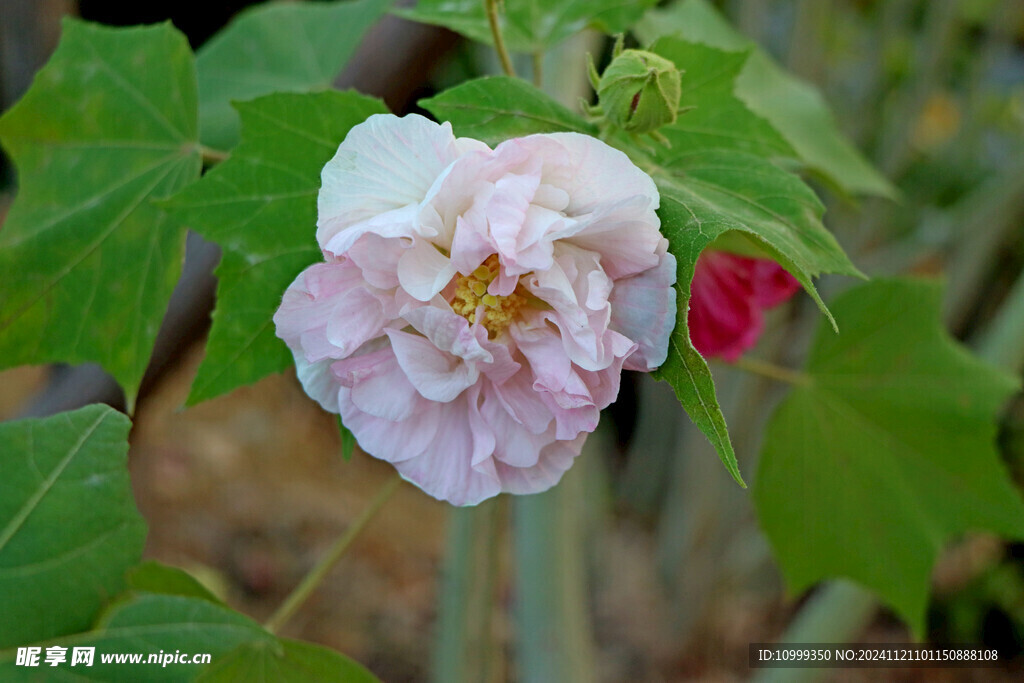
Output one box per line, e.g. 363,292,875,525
635,0,896,198
652,196,742,485
165,91,387,404
196,0,393,150
420,76,597,145
754,279,1024,636
126,561,224,606
647,37,793,160
652,148,861,482
660,149,860,309
396,0,656,53
0,405,146,649
197,638,380,683
0,593,275,681
0,19,201,409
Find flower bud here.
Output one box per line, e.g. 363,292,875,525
597,49,682,134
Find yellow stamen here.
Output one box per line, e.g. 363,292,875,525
451,254,528,338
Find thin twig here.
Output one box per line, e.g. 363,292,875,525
264,474,402,634
485,0,516,78
532,51,543,88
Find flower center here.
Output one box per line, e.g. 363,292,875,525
451,254,527,338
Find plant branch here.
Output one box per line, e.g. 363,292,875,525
532,51,543,88
264,474,402,634
731,356,811,386
199,145,229,166
485,0,516,78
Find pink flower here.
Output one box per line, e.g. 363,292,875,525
274,114,675,506
688,251,800,362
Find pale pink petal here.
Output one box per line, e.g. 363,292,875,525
560,196,662,279
492,366,556,434
525,132,659,216
510,318,573,393
274,261,372,363
386,328,479,402
320,203,419,259
450,214,494,277
332,348,421,422
487,170,541,270
391,394,502,506
324,287,388,359
493,435,586,495
346,233,403,289
610,242,677,371
402,306,493,364
294,356,341,413
540,394,600,440
338,388,441,463
317,114,463,250
421,151,494,254
397,238,458,301
479,389,554,468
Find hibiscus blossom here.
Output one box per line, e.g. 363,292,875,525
688,251,800,362
274,114,676,506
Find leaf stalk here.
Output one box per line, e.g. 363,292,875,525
485,0,517,78
264,474,402,634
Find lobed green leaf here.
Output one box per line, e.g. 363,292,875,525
165,91,387,405
0,20,201,409
396,0,656,53
754,279,1024,636
420,76,597,144
647,37,794,160
196,0,393,150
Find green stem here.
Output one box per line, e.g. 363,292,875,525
513,466,596,683
751,582,879,683
432,499,504,683
264,474,402,634
531,51,543,88
485,0,516,78
731,356,811,387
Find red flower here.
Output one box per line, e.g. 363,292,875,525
688,252,800,361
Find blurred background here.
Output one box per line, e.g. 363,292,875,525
2,0,1024,680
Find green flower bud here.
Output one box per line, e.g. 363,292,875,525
596,49,682,134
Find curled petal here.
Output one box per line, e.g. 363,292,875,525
274,261,386,362
318,114,462,251
294,356,341,413
333,348,421,422
398,238,458,301
390,392,503,506
610,241,677,371
386,328,480,402
494,435,586,496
